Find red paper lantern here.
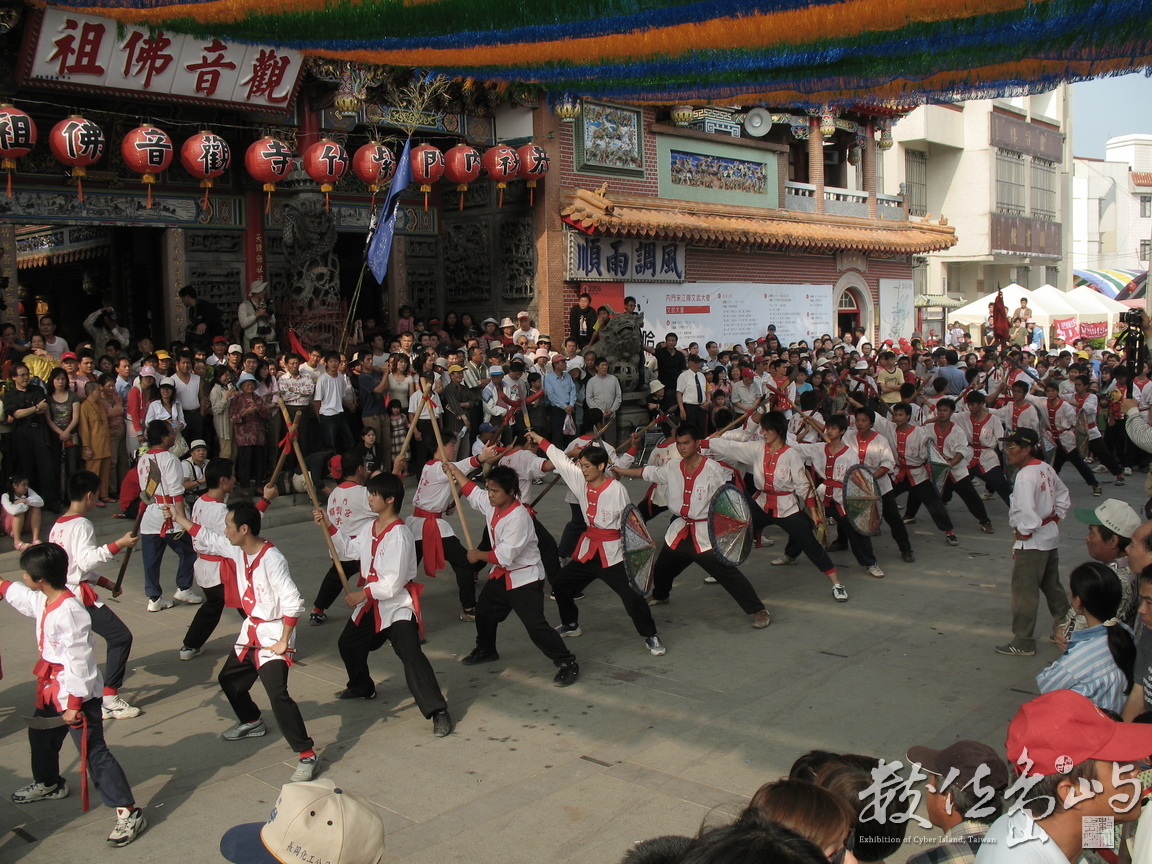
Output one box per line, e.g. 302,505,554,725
49,115,104,202
482,145,521,208
352,141,396,204
516,143,550,206
180,131,231,208
245,136,294,212
121,125,173,210
410,143,444,211
0,104,36,198
443,143,482,210
303,138,349,211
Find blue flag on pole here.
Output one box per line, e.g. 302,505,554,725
367,136,412,284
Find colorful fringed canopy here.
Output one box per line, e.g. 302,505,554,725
45,0,1152,107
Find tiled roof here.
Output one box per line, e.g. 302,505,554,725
561,187,958,255
1133,172,1152,187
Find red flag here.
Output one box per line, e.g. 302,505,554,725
992,290,1010,343
287,328,309,358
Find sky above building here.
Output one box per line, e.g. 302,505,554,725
1073,72,1152,159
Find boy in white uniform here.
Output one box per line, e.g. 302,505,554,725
48,470,141,720
163,489,318,783
2,544,146,846
306,452,376,626
317,472,453,736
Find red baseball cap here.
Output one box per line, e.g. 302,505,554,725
740,369,755,379
328,455,343,480
60,351,78,361
213,336,228,345
1007,690,1152,776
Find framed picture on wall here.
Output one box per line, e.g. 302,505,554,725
576,101,645,176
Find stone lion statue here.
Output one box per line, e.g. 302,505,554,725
598,311,644,391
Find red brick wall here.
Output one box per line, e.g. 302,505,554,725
558,108,661,199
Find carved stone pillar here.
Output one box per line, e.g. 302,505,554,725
534,99,567,344
864,120,878,219
808,115,825,215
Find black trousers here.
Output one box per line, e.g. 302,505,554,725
880,490,912,553
750,505,838,572
88,603,132,692
639,500,668,523
1052,444,1098,489
893,477,954,532
12,425,60,508
415,536,477,610
218,652,313,753
337,614,447,716
1088,437,1124,478
534,518,562,587
182,584,246,651
939,475,991,525
548,406,573,449
30,698,134,808
312,559,363,612
971,464,1013,505
235,443,262,488
553,559,657,638
652,535,765,613
475,578,575,665
558,503,586,559
788,504,877,567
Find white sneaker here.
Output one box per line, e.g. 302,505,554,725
173,588,203,605
770,555,796,566
102,695,141,720
1125,466,1133,475
867,564,885,578
290,756,318,783
147,596,173,612
703,575,718,584
107,807,147,847
179,646,202,661
645,636,667,656
832,583,849,602
12,779,68,803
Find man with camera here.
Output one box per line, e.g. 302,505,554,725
238,281,277,353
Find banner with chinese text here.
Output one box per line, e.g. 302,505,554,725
566,233,685,282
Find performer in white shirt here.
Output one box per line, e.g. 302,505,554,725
165,494,318,783
701,411,843,600
317,472,453,736
991,380,1045,440
2,544,146,846
994,428,1072,656
445,462,580,686
955,391,1013,505
484,445,563,586
398,436,482,621
1037,381,1101,496
178,458,245,661
884,403,958,547
1067,375,1125,485
794,415,885,581
614,425,772,626
556,431,639,558
638,426,680,523
525,429,666,656
925,399,995,534
137,419,201,611
845,408,916,563
306,452,376,626
48,470,142,720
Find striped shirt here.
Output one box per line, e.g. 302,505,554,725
1035,623,1132,714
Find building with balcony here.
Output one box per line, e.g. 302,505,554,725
880,87,1072,339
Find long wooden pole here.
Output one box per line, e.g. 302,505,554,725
422,382,474,548
397,387,431,465
266,409,302,491
707,395,768,439
277,400,350,594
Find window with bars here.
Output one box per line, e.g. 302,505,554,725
1030,158,1057,221
905,149,927,217
1142,196,1151,219
996,149,1026,216
1141,239,1151,263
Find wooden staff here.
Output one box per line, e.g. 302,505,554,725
267,409,302,492
276,400,350,595
423,382,475,548
397,387,432,464
113,460,161,595
707,395,768,439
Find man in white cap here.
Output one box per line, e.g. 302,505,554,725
182,439,210,505
498,317,517,347
221,779,386,864
238,280,276,352
512,311,539,345
1076,499,1141,627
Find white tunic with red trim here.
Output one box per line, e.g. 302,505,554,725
1036,396,1078,453
330,518,419,630
643,439,681,508
1010,459,1070,552
562,436,636,505
188,525,303,666
796,442,856,514
461,483,544,587
546,442,630,567
700,436,812,518
992,400,1044,437
1,582,101,710
138,447,186,536
928,421,973,482
787,410,825,445
642,456,732,551
499,448,551,501
407,456,480,541
843,429,897,495
955,411,1004,474
327,481,375,540
1066,392,1102,441
191,495,229,589
888,424,931,487
48,514,123,608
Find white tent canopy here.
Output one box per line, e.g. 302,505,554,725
952,284,1068,328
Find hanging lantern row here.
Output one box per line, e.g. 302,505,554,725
0,105,550,213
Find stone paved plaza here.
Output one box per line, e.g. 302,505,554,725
0,471,1139,863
